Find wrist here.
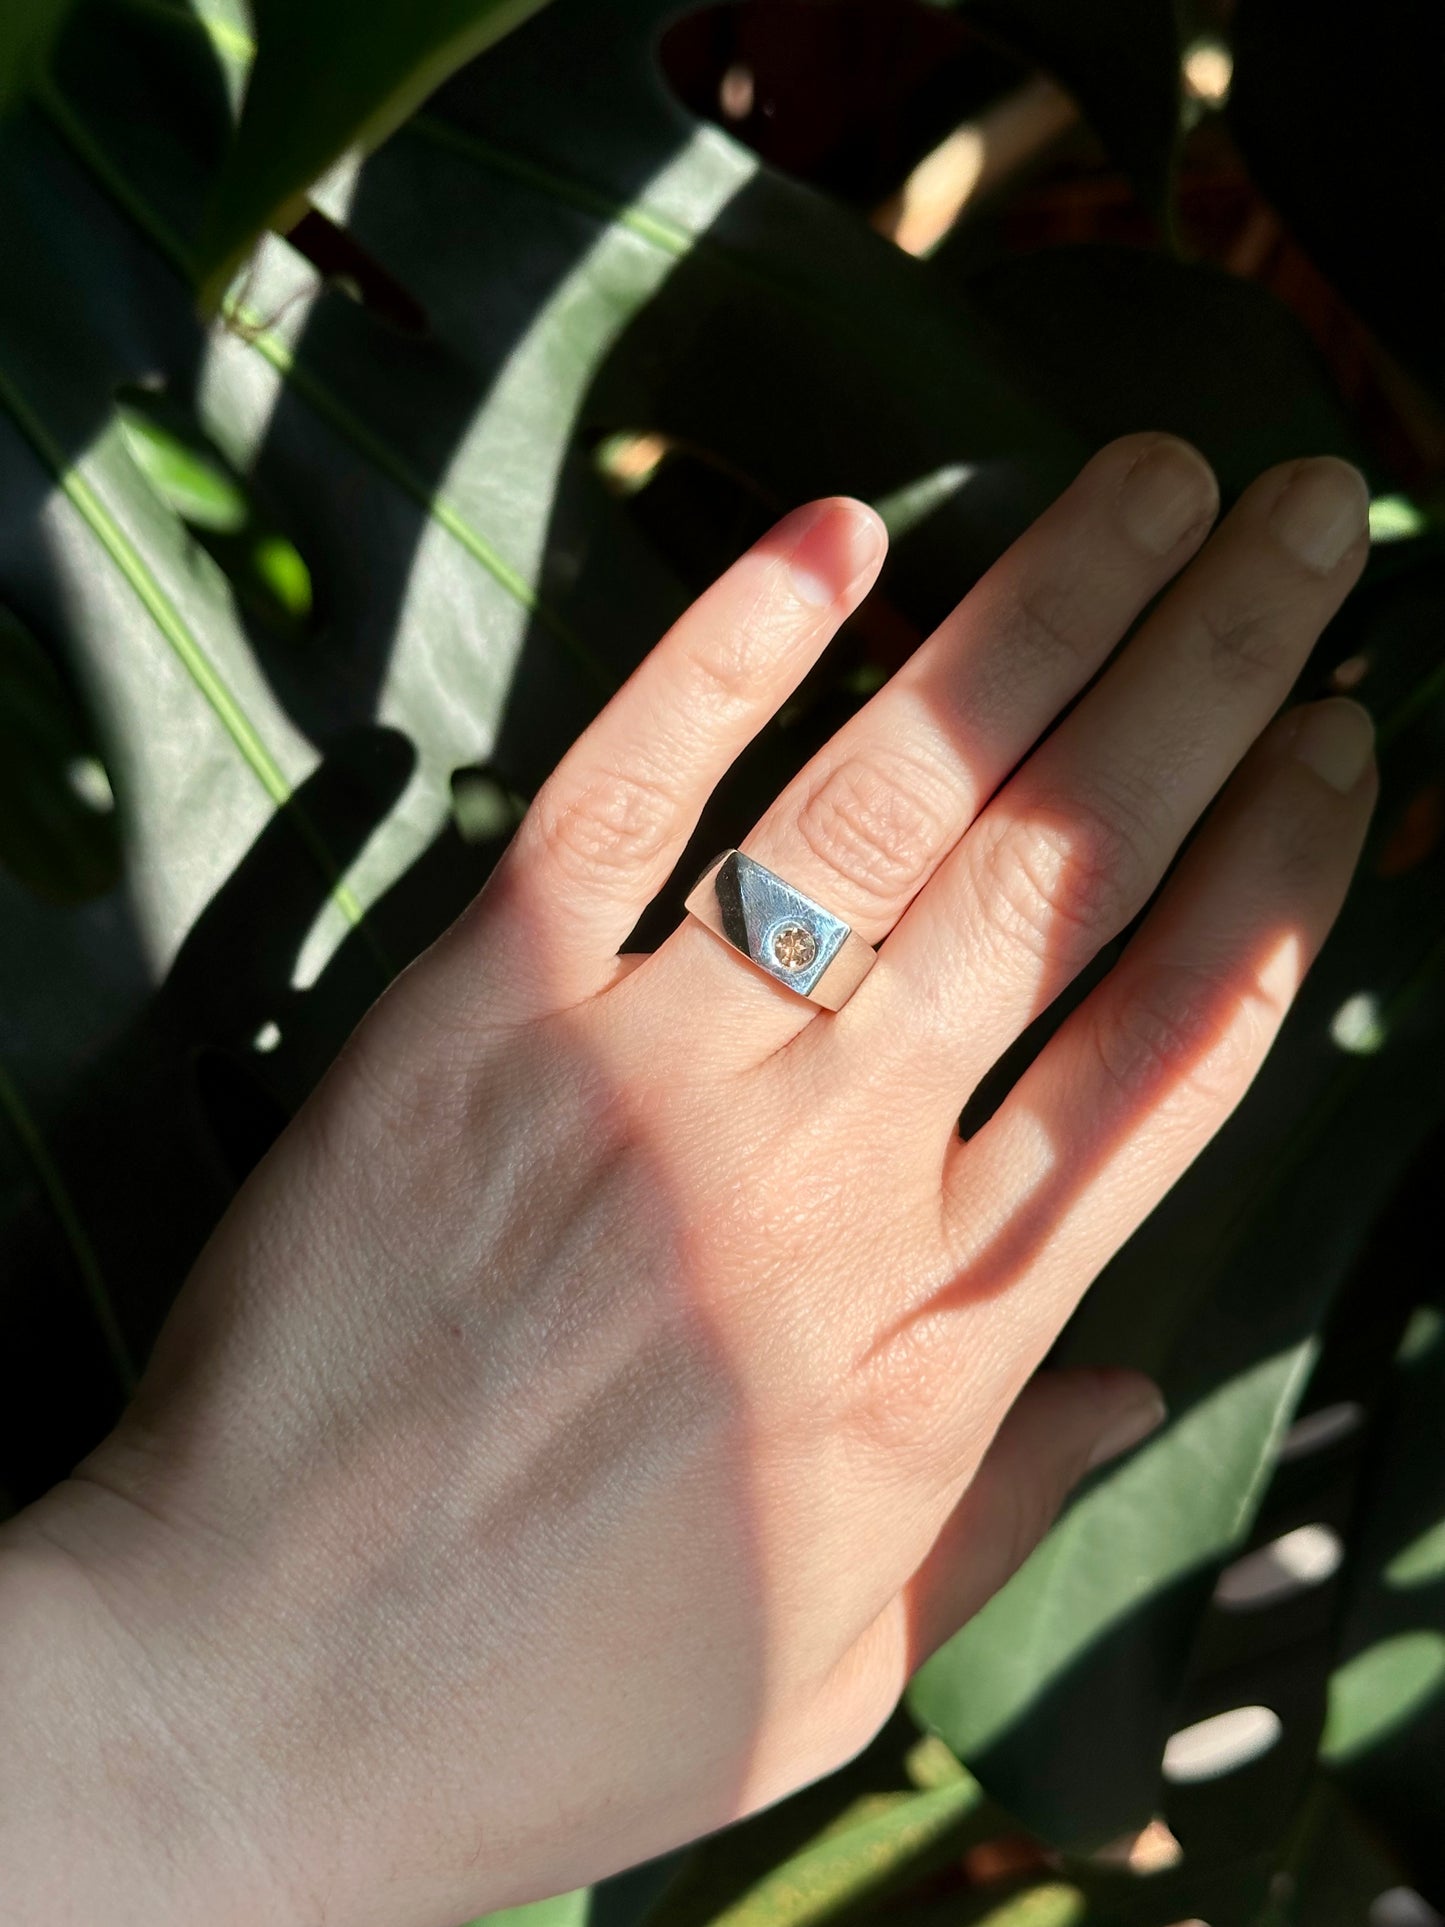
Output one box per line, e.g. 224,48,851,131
0,1479,291,1927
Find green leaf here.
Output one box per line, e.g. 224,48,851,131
973,1888,1084,1927
0,1052,134,1398
0,605,120,903
642,1720,995,1927
1385,1519,1445,1592
116,393,249,531
910,555,1445,1846
958,244,1373,496
1323,1634,1445,1767
197,0,558,303
463,1893,591,1927
117,389,315,633
649,1781,988,1927
1,0,1068,1486
250,531,313,624
0,0,74,111
1323,1286,1445,1891
1284,1782,1418,1926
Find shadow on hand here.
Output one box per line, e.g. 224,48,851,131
0,724,537,1500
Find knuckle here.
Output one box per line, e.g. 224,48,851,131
976,791,1148,969
1193,592,1294,683
845,1321,961,1478
1257,783,1344,885
530,766,678,887
677,551,824,715
679,607,785,710
1003,577,1095,674
933,571,1096,739
1088,962,1271,1110
793,751,950,910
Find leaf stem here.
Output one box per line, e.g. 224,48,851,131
36,79,612,693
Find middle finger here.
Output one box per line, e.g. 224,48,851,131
849,454,1370,1110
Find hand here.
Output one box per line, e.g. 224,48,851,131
0,436,1375,1927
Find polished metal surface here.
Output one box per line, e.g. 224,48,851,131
683,851,877,1009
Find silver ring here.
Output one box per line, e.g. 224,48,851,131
683,851,877,1010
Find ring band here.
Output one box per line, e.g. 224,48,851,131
684,851,877,1009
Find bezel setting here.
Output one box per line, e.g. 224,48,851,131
705,851,850,998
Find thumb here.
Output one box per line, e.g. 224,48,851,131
904,1368,1166,1669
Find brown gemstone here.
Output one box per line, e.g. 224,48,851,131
770,921,818,971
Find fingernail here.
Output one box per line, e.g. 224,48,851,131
1087,1387,1167,1471
1117,438,1219,556
1291,697,1375,792
1269,459,1370,573
788,500,885,607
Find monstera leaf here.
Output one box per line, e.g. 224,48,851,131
1323,1274,1445,1899
197,0,559,302
0,0,74,110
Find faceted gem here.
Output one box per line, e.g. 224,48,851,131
769,921,818,971
701,850,850,997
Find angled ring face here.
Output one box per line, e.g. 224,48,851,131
683,851,878,1009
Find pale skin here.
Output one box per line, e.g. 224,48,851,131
0,436,1376,1927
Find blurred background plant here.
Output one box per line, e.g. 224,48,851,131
1,1,1443,1921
